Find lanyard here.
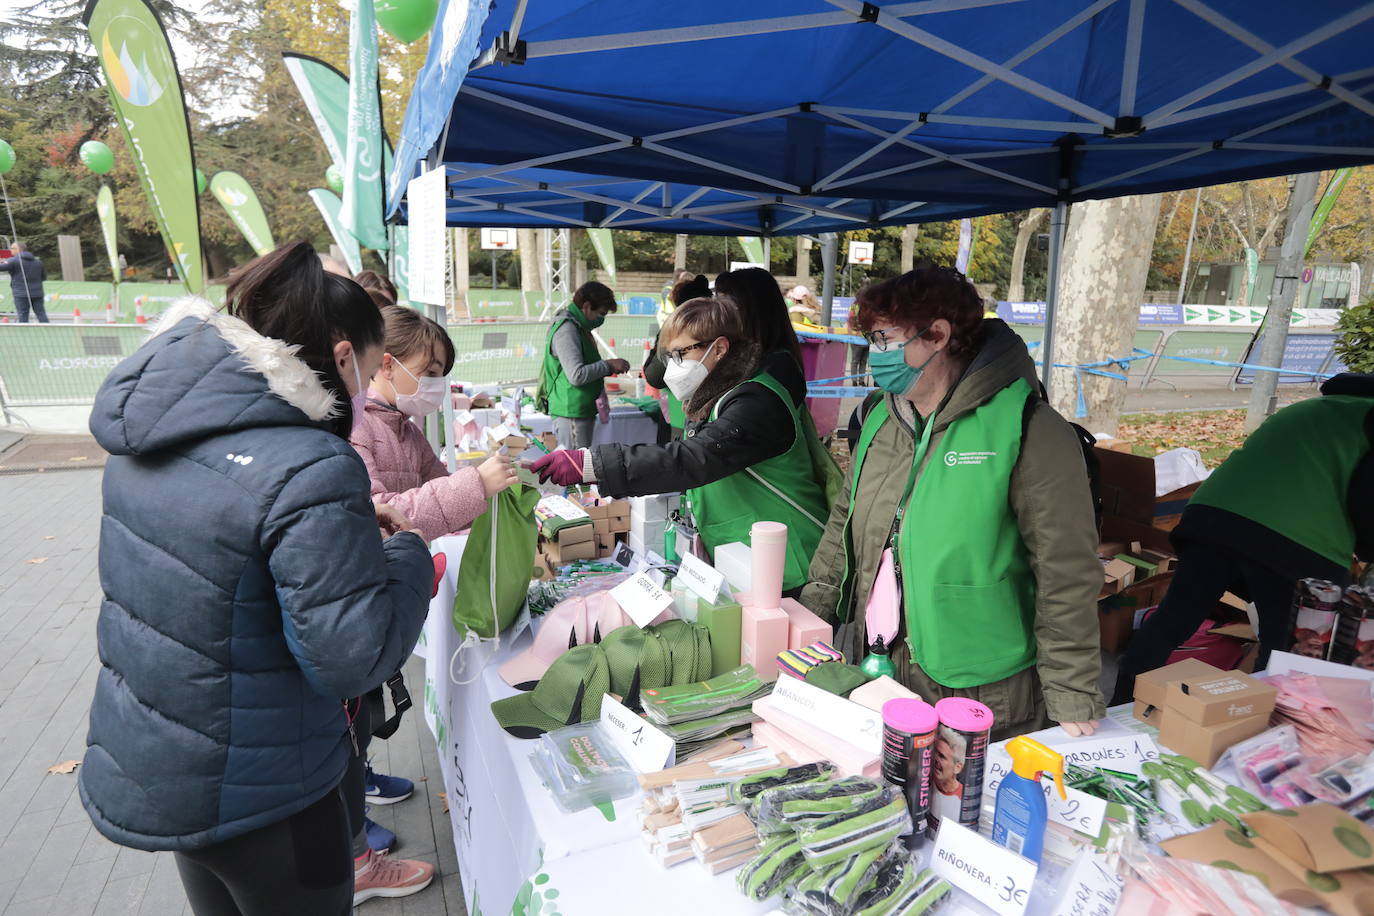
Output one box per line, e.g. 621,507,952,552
890,408,937,543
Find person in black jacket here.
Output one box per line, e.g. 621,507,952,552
643,273,712,440
0,241,47,323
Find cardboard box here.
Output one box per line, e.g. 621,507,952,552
1095,446,1203,532
555,523,595,547
539,431,559,453
1165,671,1276,727
1131,699,1166,729
595,533,615,553
1156,707,1271,766
1116,553,1160,578
1102,558,1137,593
546,539,596,564
1098,570,1175,652
608,516,630,534
593,517,611,535
1133,658,1224,710
1245,804,1374,874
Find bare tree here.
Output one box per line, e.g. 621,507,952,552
1008,209,1048,302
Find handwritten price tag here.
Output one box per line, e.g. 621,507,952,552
677,554,726,603
1058,734,1160,776
767,676,882,754
931,817,1037,916
611,573,673,628
599,694,674,773
985,749,1108,837
1050,850,1122,916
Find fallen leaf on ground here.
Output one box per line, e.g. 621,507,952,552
439,792,449,813
68,456,88,462
42,536,54,540
47,760,79,774
26,558,48,565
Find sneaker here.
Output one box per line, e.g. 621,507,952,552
364,766,414,804
364,816,396,855
353,850,435,905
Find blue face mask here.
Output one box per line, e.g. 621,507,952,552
869,327,934,395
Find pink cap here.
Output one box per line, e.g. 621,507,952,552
934,697,996,734
584,590,629,642
882,698,938,735
499,597,588,690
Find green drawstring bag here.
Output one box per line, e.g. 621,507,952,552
452,483,540,640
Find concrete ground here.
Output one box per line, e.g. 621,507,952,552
0,469,464,915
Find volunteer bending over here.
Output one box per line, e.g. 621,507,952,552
532,296,833,592
537,281,629,449
801,268,1104,740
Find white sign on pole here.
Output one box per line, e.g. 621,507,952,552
480,227,518,250
848,241,874,265
406,168,448,305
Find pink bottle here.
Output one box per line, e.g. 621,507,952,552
741,522,789,680
750,522,787,610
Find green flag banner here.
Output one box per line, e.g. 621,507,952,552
587,229,616,284
84,0,204,293
282,52,393,176
391,225,411,302
210,171,275,256
1244,247,1259,307
309,188,363,275
1305,168,1351,259
342,0,389,251
96,184,121,284
736,236,766,266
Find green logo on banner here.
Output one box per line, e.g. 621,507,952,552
1208,308,1224,322
1251,309,1265,323
1185,307,1202,322
1229,308,1245,323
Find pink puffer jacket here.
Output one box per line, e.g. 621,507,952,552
350,398,487,542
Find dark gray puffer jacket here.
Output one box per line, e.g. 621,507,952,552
80,297,433,852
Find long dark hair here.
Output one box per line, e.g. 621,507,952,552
225,241,384,437
713,267,803,366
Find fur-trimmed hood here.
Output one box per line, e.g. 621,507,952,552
91,297,340,456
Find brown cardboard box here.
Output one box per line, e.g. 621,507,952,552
1138,549,1176,575
532,551,557,581
1131,699,1166,729
1156,705,1269,766
1245,804,1374,874
555,523,595,546
546,539,596,564
1102,558,1137,593
608,516,630,534
1095,446,1203,532
539,431,559,453
1098,569,1175,652
1165,671,1277,727
1133,658,1223,710
607,501,630,522
593,517,611,535
581,502,611,520
595,533,615,553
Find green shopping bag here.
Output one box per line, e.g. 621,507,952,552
452,483,541,639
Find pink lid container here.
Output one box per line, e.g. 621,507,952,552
881,698,938,735
934,697,995,734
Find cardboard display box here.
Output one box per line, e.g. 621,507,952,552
1156,706,1269,766
1133,659,1223,711
555,522,595,547
1095,447,1202,532
1102,558,1137,594
545,538,597,564
1165,671,1276,727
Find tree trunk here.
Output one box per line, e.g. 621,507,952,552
1008,209,1048,302
452,227,469,319
900,225,919,273
795,236,811,285
517,228,539,317
1049,195,1162,435
674,234,687,273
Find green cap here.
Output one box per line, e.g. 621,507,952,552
654,619,710,685
490,644,610,739
804,662,870,698
600,625,669,710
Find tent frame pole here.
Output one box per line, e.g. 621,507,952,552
820,232,839,327
1041,200,1069,397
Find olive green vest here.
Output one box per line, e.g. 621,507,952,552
849,378,1037,687
687,371,830,590
538,304,602,419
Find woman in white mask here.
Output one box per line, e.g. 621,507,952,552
532,295,836,594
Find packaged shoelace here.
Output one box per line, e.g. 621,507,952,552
783,843,898,916
796,794,912,868
751,776,887,835
858,867,951,916
737,834,808,902
849,850,917,916
727,762,835,807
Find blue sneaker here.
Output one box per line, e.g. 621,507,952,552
365,816,396,854
365,766,414,805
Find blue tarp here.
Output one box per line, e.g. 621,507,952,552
389,0,1374,234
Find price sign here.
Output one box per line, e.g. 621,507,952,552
599,694,674,773
1050,850,1122,916
1058,734,1160,776
611,573,673,627
677,554,726,602
767,676,882,754
454,410,475,425
985,749,1108,837
931,817,1037,916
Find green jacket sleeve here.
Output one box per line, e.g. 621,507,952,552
800,458,854,623
1009,405,1106,724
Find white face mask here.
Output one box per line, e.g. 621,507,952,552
663,342,715,403
391,360,448,418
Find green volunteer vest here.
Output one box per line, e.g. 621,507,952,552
539,303,603,419
1189,395,1371,566
687,371,830,590
848,378,1037,688
666,391,685,429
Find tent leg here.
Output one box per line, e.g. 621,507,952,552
1041,201,1068,397
820,232,838,327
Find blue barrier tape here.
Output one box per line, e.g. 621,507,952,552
810,373,870,385
806,385,876,398
796,329,868,345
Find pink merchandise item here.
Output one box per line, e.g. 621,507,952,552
780,597,831,650
498,597,588,690
749,522,787,611
741,604,788,681
848,676,921,714
863,548,901,652
584,590,630,642
751,696,881,779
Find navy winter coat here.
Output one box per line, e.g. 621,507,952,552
80,297,433,852
0,251,44,298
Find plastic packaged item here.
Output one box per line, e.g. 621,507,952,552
727,762,836,807
991,736,1065,862
1330,586,1374,668
1287,752,1374,805
1230,725,1305,804
527,722,639,814
928,697,994,835
642,665,771,725
881,699,938,845
796,794,912,868
1288,578,1344,659
736,834,807,902
751,777,885,834
784,845,893,916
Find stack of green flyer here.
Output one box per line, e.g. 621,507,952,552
643,666,770,757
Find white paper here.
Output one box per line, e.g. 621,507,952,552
767,676,882,754
538,494,590,521
985,748,1108,837
611,573,673,628
488,423,513,443
599,694,675,774
405,168,447,305
1056,734,1160,776
677,554,726,603
454,410,475,425
1263,649,1374,683
931,817,1038,916
1050,849,1123,916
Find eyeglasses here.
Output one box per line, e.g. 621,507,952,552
665,341,710,366
864,325,930,352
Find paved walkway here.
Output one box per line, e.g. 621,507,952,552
0,470,464,915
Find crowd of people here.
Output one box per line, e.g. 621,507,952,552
78,240,1370,914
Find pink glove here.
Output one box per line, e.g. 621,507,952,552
531,449,586,486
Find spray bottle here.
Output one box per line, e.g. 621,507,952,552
991,736,1065,863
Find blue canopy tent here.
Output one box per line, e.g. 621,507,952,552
390,0,1374,392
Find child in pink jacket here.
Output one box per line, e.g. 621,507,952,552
351,306,518,542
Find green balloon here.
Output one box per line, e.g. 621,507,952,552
79,140,114,174
195,168,207,195
0,139,14,175
326,164,344,195
375,0,437,43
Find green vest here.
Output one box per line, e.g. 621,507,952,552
666,391,685,429
538,304,603,419
1189,395,1371,566
849,379,1037,687
687,371,830,590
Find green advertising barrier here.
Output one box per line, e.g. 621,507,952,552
445,314,661,385
467,289,528,317
0,324,150,405
1157,329,1251,376
43,281,117,319
117,282,183,320
1131,329,1164,378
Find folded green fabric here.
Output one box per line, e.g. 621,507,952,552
804,662,870,697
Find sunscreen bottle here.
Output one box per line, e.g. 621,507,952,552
991,736,1065,862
